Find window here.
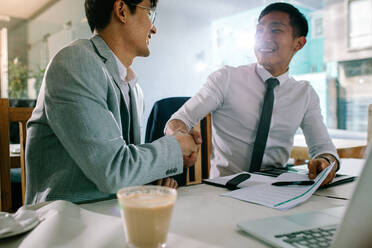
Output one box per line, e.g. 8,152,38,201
311,10,324,39
348,0,372,49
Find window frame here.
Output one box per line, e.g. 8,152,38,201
347,0,372,51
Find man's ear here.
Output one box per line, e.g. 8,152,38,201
113,0,128,24
294,36,306,52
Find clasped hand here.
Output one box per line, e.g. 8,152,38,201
152,129,202,189
173,129,202,167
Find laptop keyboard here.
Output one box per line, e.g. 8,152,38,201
274,225,337,248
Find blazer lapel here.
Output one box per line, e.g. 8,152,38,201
90,35,131,142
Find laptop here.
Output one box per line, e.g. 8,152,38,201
238,147,372,248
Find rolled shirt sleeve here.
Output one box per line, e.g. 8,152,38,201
301,85,340,164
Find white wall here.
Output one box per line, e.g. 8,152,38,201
8,22,28,63
132,7,214,135
27,0,88,71
0,28,8,97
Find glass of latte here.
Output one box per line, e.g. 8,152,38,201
117,186,177,248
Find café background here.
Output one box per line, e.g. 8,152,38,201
1,0,372,140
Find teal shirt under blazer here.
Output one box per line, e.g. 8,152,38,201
25,35,183,204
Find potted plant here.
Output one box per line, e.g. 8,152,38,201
8,58,46,99
8,58,29,98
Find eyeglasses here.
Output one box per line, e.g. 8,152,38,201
129,4,157,24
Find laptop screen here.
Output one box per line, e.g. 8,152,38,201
331,145,372,247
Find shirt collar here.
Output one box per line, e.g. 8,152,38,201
112,52,128,83
111,51,138,89
255,63,290,86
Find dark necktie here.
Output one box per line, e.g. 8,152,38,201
249,77,279,172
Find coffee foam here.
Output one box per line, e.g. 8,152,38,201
120,193,175,208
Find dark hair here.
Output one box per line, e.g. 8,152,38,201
85,0,158,32
258,2,308,37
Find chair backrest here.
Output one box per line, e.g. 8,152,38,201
200,113,212,179
0,98,33,212
184,113,213,184
337,146,366,159
145,97,192,185
146,97,213,185
145,97,191,143
145,96,214,184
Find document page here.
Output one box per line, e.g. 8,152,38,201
293,162,359,186
205,162,336,210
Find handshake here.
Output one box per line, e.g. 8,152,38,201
165,119,202,167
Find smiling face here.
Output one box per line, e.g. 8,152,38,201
125,0,157,57
254,11,306,76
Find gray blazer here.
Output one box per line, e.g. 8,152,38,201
25,35,182,204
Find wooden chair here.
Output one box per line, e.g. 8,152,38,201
0,98,33,212
187,114,212,184
200,114,212,179
185,122,202,185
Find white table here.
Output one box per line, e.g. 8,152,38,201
83,156,364,248
1,159,363,248
10,144,21,169
81,184,350,248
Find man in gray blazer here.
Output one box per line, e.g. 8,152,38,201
25,0,199,204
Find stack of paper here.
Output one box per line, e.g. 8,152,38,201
204,162,336,210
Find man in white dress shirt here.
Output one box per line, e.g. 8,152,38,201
165,2,339,185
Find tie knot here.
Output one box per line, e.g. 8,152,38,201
266,78,279,90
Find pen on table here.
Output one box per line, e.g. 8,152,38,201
272,180,315,186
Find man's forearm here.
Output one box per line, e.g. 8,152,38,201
165,119,188,135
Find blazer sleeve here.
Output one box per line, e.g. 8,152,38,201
43,45,183,193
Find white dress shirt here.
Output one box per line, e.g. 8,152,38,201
169,63,338,178
113,52,142,140
112,53,132,108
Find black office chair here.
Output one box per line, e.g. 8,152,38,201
145,97,190,186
